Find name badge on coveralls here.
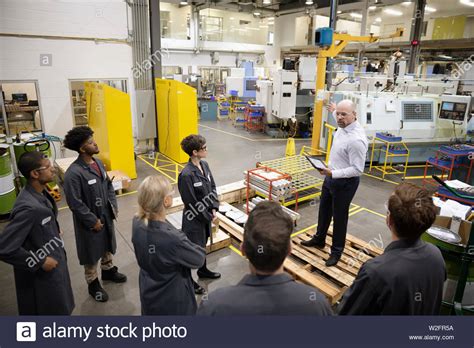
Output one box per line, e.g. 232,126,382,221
42,216,52,225
193,182,203,187
88,179,97,185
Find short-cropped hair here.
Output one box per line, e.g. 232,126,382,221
243,201,294,273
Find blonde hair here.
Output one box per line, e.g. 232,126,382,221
137,175,173,225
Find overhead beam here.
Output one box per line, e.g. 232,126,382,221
408,0,426,74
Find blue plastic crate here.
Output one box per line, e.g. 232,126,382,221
229,90,238,96
440,145,474,156
376,132,402,142
428,157,460,168
300,131,311,138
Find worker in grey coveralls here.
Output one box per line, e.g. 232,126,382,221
132,175,205,315
63,126,126,303
0,151,74,315
178,134,220,295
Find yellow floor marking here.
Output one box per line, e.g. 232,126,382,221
358,207,386,219
228,244,243,257
137,156,179,183
363,172,399,185
404,175,428,180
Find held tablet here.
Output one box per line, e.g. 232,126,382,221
305,156,328,170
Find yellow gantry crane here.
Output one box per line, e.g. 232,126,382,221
311,27,405,152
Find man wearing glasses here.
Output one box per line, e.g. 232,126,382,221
63,126,127,303
301,100,368,266
0,152,74,314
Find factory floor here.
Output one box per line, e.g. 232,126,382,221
0,119,472,315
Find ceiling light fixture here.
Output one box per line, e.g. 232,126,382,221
180,0,188,5
460,0,474,6
425,6,436,12
263,0,271,4
253,11,261,16
375,17,382,22
368,5,376,10
305,0,314,5
401,1,412,6
350,12,363,19
337,10,342,14
383,8,403,16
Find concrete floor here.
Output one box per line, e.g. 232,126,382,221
0,119,472,315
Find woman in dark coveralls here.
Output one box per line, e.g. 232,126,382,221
178,135,220,295
132,175,205,315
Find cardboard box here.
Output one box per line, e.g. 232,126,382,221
107,170,131,191
433,216,472,247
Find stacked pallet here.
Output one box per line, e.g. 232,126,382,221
163,180,254,254
168,180,253,215
217,212,383,305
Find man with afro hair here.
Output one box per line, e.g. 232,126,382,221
63,126,127,303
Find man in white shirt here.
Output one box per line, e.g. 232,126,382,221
301,99,368,266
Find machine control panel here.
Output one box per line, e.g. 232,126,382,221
439,101,468,121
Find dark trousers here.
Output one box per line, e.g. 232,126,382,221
314,176,360,257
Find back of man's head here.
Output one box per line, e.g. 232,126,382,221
243,201,293,273
388,183,437,240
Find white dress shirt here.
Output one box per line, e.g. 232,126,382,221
328,120,368,179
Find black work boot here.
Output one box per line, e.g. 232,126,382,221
325,254,341,267
300,237,325,248
102,266,127,283
193,280,206,295
88,278,109,302
197,260,221,279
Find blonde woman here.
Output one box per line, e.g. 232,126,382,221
132,175,205,315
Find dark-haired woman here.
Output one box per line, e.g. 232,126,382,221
178,134,220,295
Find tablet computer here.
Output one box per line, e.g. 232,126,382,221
305,156,328,170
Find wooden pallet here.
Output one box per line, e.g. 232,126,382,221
167,209,231,255
206,229,232,254
217,212,383,305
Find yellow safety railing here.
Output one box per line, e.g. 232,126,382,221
369,137,410,181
